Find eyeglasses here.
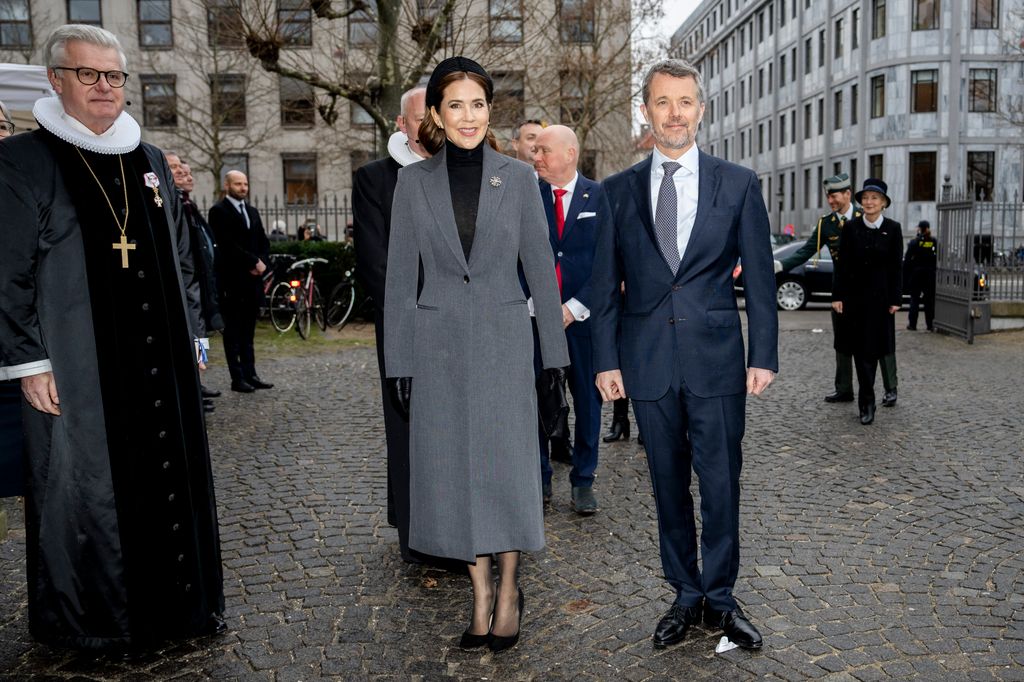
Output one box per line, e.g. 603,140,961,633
51,66,129,88
0,120,13,135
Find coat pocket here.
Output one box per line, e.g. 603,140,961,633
705,309,740,327
501,299,528,306
416,303,439,311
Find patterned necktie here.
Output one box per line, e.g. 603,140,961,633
238,201,250,229
655,162,681,271
839,214,846,226
553,188,568,293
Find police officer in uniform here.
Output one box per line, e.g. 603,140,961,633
776,173,899,406
904,220,937,331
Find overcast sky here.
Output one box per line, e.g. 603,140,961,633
654,1,702,45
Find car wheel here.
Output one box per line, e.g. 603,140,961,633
776,279,808,311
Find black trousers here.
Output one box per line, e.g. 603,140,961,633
854,354,881,407
374,312,414,559
220,295,259,382
908,269,936,330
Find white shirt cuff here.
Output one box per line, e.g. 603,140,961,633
4,358,53,379
565,298,590,321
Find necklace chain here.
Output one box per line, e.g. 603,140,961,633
75,147,129,236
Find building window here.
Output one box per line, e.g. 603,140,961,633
349,4,377,46
68,0,101,25
791,113,796,142
851,83,858,124
739,25,745,55
804,168,811,208
757,10,764,42
758,123,764,154
757,68,764,97
791,47,796,81
870,74,885,118
724,88,730,117
739,130,745,158
967,151,995,201
139,0,173,47
817,97,824,135
969,69,997,112
282,154,317,204
818,30,825,67
910,69,938,113
278,0,311,46
211,74,246,128
491,71,524,126
869,153,883,180
971,0,997,28
779,113,786,146
350,101,373,127
768,62,773,93
280,76,314,127
851,158,858,188
141,74,177,127
779,54,786,87
559,0,595,43
913,0,939,30
834,18,844,58
851,8,860,49
560,72,585,125
779,0,786,26
804,37,812,73
489,0,523,43
219,153,249,186
0,0,31,47
208,0,244,47
767,120,773,150
872,0,885,38
833,89,843,129
804,103,812,139
724,138,730,161
909,152,936,201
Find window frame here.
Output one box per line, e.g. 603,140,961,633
870,74,885,118
278,0,312,47
140,73,177,127
559,0,595,44
908,151,937,201
871,0,885,38
0,0,32,48
207,0,244,47
968,68,997,112
67,0,102,25
210,73,247,128
967,150,995,201
912,0,939,31
138,0,174,48
910,69,939,113
971,0,997,28
282,153,318,205
489,0,523,44
279,75,316,127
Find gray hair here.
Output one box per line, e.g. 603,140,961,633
0,99,10,122
44,24,127,70
641,58,705,105
399,86,426,119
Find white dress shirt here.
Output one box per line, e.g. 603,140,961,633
227,195,251,228
838,204,855,222
651,144,700,261
864,215,883,229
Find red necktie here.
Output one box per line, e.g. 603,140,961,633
554,189,567,293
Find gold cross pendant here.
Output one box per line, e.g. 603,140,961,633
112,233,136,268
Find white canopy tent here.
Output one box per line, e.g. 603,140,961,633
0,63,54,132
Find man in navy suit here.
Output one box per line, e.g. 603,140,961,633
532,125,603,515
592,59,778,650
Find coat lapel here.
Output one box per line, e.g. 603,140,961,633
538,179,558,246
675,151,721,280
420,149,469,272
629,156,656,248
558,177,591,244
468,145,509,270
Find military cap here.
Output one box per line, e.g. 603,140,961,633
823,173,851,193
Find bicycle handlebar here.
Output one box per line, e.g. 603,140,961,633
287,257,330,271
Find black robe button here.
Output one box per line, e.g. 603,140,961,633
172,523,180,531
154,399,162,407
146,336,154,344
177,554,184,562
168,493,175,502
162,461,170,469
142,302,150,311
184,583,192,592
464,275,470,283
138,270,145,279
150,368,158,376
158,430,167,438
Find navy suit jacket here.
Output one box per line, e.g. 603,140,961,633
539,174,602,337
591,151,778,400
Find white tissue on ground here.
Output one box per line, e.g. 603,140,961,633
715,636,738,653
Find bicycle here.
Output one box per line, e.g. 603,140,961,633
260,253,297,320
326,266,373,329
269,257,328,338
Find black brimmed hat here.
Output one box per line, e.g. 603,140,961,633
425,56,493,111
854,178,891,208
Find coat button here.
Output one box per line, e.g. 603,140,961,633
154,399,162,407
146,336,154,344
168,493,175,502
184,583,192,592
463,275,470,283
138,270,145,279
163,461,170,469
668,317,675,324
672,285,681,291
151,368,158,376
557,251,563,257
141,302,150,311
158,430,167,439
177,554,184,562
172,523,180,531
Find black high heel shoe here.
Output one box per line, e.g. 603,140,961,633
488,587,524,653
460,590,496,649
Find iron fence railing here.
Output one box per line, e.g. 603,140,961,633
194,194,354,242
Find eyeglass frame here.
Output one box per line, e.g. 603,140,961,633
50,66,130,88
0,120,14,134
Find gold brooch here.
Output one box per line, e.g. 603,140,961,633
489,176,502,187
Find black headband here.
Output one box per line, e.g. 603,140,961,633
425,56,493,111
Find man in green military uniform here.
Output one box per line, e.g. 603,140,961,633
775,173,898,406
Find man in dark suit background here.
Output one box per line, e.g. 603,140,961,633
352,85,429,562
531,124,603,515
592,59,778,650
208,170,273,393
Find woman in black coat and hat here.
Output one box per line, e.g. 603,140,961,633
832,179,903,425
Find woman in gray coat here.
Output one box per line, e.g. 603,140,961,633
384,57,568,653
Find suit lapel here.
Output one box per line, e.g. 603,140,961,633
420,149,469,272
559,177,592,244
629,157,656,247
468,146,509,270
675,151,721,280
539,179,558,246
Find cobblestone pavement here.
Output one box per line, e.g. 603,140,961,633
2,315,1023,681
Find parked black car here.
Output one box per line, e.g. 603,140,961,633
734,241,834,311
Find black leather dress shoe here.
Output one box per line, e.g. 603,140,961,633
860,403,876,425
200,384,221,398
602,418,630,443
703,605,762,649
571,486,598,515
247,376,274,390
549,439,573,464
653,603,702,648
882,389,897,407
824,391,855,403
231,380,256,393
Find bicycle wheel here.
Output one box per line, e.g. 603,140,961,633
269,281,296,333
312,284,327,331
295,287,312,339
326,282,356,329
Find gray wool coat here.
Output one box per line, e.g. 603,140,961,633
383,143,569,563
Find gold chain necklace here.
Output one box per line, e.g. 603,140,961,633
75,147,135,268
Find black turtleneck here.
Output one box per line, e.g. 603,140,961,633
446,139,483,261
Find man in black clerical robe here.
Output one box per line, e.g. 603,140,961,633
0,25,223,650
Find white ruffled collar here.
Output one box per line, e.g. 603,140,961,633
387,131,426,167
33,96,141,155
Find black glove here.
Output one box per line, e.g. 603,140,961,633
537,366,570,439
388,377,412,420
